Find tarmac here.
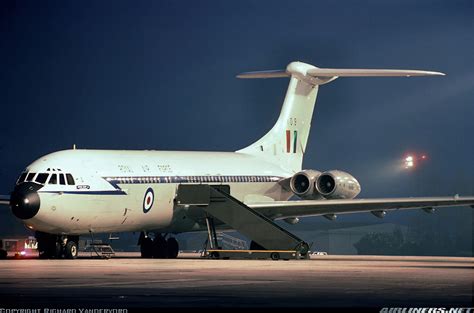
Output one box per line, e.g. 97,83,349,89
0,253,472,309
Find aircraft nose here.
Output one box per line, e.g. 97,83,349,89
10,182,42,220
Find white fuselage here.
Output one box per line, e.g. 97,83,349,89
21,149,294,235
15,61,432,237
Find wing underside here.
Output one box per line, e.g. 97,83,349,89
248,197,474,220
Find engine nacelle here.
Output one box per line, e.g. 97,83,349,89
316,170,361,199
290,170,323,199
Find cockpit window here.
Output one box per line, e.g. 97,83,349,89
66,174,75,185
35,173,49,184
26,173,36,181
49,174,58,184
17,172,27,184
59,174,66,185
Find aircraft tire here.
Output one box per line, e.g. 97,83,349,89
166,237,179,259
140,237,153,258
152,235,167,259
64,241,78,259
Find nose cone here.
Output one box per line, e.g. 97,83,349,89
10,182,42,220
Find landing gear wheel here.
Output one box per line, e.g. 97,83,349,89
140,237,153,258
250,241,265,250
166,237,179,259
64,241,78,259
152,235,168,259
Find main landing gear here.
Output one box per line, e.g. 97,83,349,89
36,231,79,259
138,232,179,259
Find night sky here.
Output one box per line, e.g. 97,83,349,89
1,1,473,252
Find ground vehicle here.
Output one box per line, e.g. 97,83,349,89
0,237,38,258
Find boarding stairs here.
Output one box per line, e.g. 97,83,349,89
176,184,309,259
216,232,247,250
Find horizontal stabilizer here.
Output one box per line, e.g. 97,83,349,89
237,70,288,79
237,62,445,82
307,68,445,77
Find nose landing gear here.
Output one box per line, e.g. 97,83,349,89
64,240,78,259
36,231,79,259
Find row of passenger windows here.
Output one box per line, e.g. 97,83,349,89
18,172,75,185
108,175,280,184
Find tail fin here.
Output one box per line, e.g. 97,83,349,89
236,61,444,173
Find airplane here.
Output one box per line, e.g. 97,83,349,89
1,61,473,259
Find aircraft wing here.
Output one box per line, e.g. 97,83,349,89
248,197,474,220
0,195,10,206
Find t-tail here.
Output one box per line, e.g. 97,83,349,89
236,61,444,173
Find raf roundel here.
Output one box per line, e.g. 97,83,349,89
143,188,154,213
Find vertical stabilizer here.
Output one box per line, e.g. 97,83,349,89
236,61,444,173
236,62,327,173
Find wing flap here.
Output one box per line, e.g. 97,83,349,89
248,197,474,220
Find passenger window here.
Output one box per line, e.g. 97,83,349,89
66,174,75,185
59,174,66,185
17,172,27,183
26,173,36,181
36,173,49,184
49,174,58,184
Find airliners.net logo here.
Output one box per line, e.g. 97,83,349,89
380,308,473,313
